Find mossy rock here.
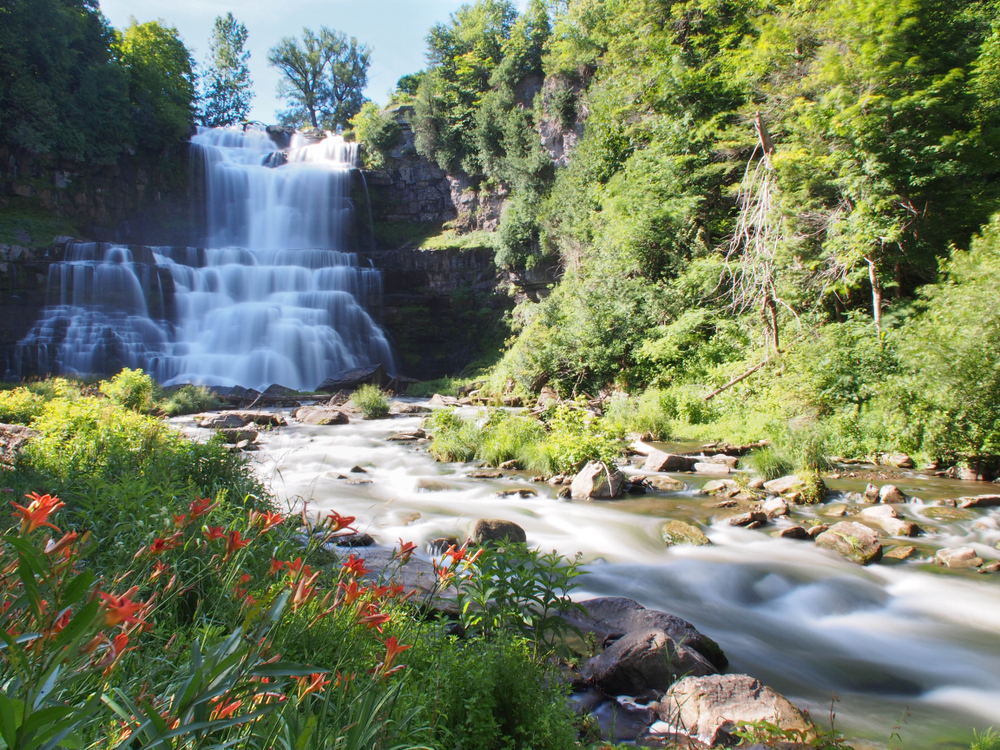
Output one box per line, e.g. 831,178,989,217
661,520,712,547
922,507,976,521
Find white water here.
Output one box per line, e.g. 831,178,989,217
15,125,395,390
179,405,1000,750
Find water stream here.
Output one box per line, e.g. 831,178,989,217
174,404,1000,749
14,125,394,390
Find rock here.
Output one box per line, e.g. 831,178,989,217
387,429,427,441
762,497,789,518
923,507,975,521
807,523,830,538
317,364,387,392
863,483,881,503
646,476,686,492
747,476,766,490
0,423,40,469
217,427,259,443
587,629,717,695
661,521,712,547
350,465,367,473
958,494,1000,509
729,511,767,527
762,475,806,495
470,519,527,545
494,488,537,498
860,504,920,536
656,674,812,748
936,546,984,568
860,505,899,519
815,522,883,565
329,531,374,547
231,411,286,427
428,393,461,407
498,460,518,470
978,561,1000,574
643,450,696,473
538,385,560,407
879,485,907,503
571,461,626,500
199,413,247,429
295,406,349,425
693,462,730,475
389,401,431,414
564,597,727,670
883,545,916,560
428,537,459,555
415,478,459,492
777,526,811,540
702,479,739,495
548,474,567,485
883,452,915,469
467,469,504,479
824,504,848,517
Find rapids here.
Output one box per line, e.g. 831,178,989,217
175,403,1000,749
14,125,395,390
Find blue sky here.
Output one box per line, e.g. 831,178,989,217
98,0,526,123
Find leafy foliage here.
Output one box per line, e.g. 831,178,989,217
349,384,390,419
201,12,253,127
350,102,401,169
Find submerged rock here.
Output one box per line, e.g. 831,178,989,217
200,412,247,429
571,461,626,500
936,546,984,568
661,520,712,547
958,494,1000,509
815,521,883,565
655,674,812,748
643,450,696,473
295,406,349,425
646,475,686,492
586,628,717,695
879,484,907,503
883,545,917,560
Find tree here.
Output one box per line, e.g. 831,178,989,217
267,27,370,130
116,19,196,154
201,13,252,127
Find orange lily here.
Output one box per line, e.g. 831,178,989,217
172,514,189,529
188,497,218,519
342,553,368,578
291,570,321,612
223,530,250,560
358,606,391,632
148,533,182,556
11,492,64,533
249,510,284,533
268,558,284,576
99,587,147,627
375,636,411,677
149,561,170,581
296,672,331,699
323,511,355,533
394,539,417,563
204,526,227,542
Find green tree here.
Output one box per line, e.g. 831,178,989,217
268,27,371,130
116,19,196,154
201,12,253,127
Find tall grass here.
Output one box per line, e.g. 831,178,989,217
351,384,391,418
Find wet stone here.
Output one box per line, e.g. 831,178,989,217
646,476,685,492
494,488,537,498
729,511,767,527
815,522,882,565
468,469,504,479
661,520,712,547
777,526,811,540
936,546,984,569
883,545,917,560
923,507,976,521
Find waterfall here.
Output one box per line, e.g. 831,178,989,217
14,125,396,391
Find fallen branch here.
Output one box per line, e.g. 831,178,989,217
703,358,771,401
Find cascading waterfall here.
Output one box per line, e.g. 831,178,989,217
14,125,395,391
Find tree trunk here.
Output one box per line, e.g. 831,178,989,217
868,257,883,336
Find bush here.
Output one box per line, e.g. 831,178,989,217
427,409,484,463
99,367,154,411
604,388,674,440
0,387,45,424
742,447,793,481
350,101,402,169
476,410,547,468
155,384,223,416
350,384,390,419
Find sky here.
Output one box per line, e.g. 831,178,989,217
98,0,526,124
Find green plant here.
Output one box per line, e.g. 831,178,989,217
154,384,223,416
0,388,45,424
99,368,154,412
350,384,390,419
972,727,1000,750
741,447,792,481
528,403,624,475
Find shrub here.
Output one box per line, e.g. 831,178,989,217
0,387,45,424
99,367,154,411
528,403,624,475
155,384,223,416
350,384,390,419
476,410,547,468
742,447,793,481
604,389,674,440
427,408,484,463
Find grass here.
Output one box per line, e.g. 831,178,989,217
350,383,391,418
372,220,494,251
154,384,224,416
0,195,81,245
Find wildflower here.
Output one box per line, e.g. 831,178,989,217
44,530,79,559
96,632,133,674
394,539,417,563
223,530,250,560
341,553,368,578
291,570,321,612
338,579,365,606
296,672,331,699
172,514,188,529
249,509,284,533
149,561,170,581
148,533,182,556
49,607,72,637
358,607,391,633
209,697,242,720
11,492,64,533
204,526,227,542
268,558,284,576
99,587,147,627
323,511,356,534
374,636,411,678
187,497,218,520
285,557,306,575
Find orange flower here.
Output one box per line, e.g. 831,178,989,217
358,606,391,633
268,558,284,576
149,561,170,581
148,533,182,556
249,510,284,533
338,579,365,606
341,553,368,578
188,497,218,519
291,570,321,612
44,530,79,559
49,607,72,637
296,672,331,699
11,492,64,533
99,587,147,627
375,636,411,677
223,530,250,560
210,697,242,720
394,539,417,564
204,526,226,542
323,511,355,533
172,514,188,529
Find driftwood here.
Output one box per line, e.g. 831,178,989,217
703,358,770,401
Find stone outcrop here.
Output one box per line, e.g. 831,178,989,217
470,518,527,545
586,628,717,695
815,521,883,565
661,521,712,547
571,461,626,500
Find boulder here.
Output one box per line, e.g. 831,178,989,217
762,475,806,495
777,526,811,540
295,406,349,425
428,393,461,407
317,364,387,392
587,629,717,695
936,546,984,569
883,545,916,560
815,522,883,565
387,429,427,441
563,597,727,670
647,476,686,492
231,411,286,427
863,483,881,503
958,495,1000,509
860,505,920,536
728,511,767,527
860,505,898,520
694,462,731,476
761,497,789,518
217,426,259,443
470,518,527,545
702,479,740,495
661,521,712,547
807,523,830,538
199,413,247,429
571,461,626,500
655,674,812,748
0,423,39,470
643,450,697,473
879,485,907,504
389,401,431,414
882,452,915,469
